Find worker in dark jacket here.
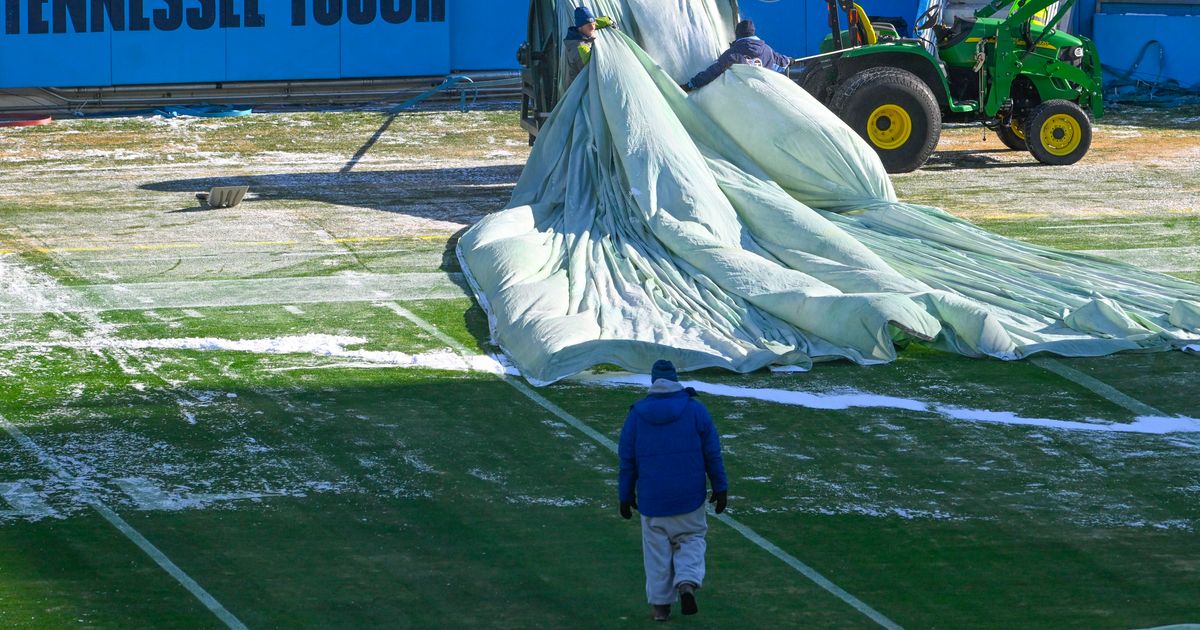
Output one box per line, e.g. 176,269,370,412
618,360,729,622
563,6,616,88
682,20,792,92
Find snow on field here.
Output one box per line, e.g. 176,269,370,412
580,373,1200,437
5,334,517,376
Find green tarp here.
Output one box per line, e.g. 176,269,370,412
458,1,1200,385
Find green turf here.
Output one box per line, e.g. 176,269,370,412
973,215,1200,251
1,105,1198,629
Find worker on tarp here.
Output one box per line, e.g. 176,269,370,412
681,20,792,92
563,6,617,88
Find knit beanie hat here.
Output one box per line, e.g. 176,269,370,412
574,6,597,28
735,19,756,38
650,359,679,383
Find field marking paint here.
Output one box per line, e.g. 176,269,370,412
378,302,903,630
284,305,306,316
0,416,248,630
1030,358,1168,418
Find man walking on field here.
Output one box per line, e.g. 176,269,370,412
618,359,729,622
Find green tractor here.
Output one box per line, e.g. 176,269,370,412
797,0,1103,172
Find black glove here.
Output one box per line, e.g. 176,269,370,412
709,490,727,514
619,497,637,519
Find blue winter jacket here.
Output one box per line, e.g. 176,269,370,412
618,386,729,517
686,36,793,90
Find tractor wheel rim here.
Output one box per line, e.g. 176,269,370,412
867,104,912,150
1040,113,1082,157
1010,119,1025,140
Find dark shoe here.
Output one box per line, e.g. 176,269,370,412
652,604,671,621
678,582,698,615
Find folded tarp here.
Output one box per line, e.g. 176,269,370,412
458,1,1200,385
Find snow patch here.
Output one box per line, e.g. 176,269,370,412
580,374,1200,437
91,334,516,375
508,495,588,507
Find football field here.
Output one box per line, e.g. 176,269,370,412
1,106,1197,628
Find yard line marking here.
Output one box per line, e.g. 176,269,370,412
378,302,903,630
1030,357,1167,418
0,415,248,630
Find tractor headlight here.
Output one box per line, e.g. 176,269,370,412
1059,46,1084,65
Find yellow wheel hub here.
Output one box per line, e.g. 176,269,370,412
1010,119,1025,140
867,104,912,150
1039,113,1082,156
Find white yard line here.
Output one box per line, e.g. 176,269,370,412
1030,358,1169,418
0,415,248,630
1,255,251,626
377,302,903,630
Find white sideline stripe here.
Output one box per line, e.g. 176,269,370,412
378,303,903,630
1030,358,1168,418
0,416,248,630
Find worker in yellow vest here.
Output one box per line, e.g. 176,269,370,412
563,6,616,88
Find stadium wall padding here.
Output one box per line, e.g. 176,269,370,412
0,0,474,88
0,0,1194,89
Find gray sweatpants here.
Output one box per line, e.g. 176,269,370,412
640,505,708,605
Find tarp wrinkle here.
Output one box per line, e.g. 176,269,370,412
457,1,1200,385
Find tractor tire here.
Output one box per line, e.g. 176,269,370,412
797,64,835,105
829,67,941,173
995,118,1028,151
1024,100,1091,166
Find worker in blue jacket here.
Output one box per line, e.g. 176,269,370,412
618,359,729,622
681,20,792,92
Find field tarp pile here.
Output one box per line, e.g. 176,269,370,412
457,0,1200,385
